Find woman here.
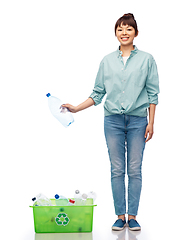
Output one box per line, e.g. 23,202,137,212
62,13,159,231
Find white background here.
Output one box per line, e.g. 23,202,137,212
1,0,183,239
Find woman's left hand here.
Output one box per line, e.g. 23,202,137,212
144,123,154,143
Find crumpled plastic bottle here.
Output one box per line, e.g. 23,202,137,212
32,193,52,206
46,93,74,128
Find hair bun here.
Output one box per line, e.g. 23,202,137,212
123,13,135,19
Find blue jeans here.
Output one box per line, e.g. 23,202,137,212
104,114,148,216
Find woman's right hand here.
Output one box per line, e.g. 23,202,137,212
60,98,95,114
60,104,78,113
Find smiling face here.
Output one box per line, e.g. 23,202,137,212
116,23,138,47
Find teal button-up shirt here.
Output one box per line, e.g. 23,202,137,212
89,46,159,117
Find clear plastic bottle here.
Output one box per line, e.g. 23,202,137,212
87,191,97,203
46,93,74,128
74,190,82,205
55,194,75,206
55,194,69,206
81,193,88,205
74,190,88,205
32,193,52,206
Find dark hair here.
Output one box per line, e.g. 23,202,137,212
114,13,138,36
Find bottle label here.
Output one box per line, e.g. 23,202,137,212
55,212,70,226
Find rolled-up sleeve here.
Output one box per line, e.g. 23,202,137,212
146,56,160,105
89,60,106,106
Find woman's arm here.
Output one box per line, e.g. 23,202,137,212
144,104,156,143
61,98,95,113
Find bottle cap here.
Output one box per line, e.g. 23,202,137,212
69,199,75,204
55,194,59,199
75,190,80,194
46,93,51,97
32,197,36,201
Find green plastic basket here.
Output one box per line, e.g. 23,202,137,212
30,199,97,233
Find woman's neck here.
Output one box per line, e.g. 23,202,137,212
120,44,134,57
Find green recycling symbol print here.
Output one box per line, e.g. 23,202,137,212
55,212,70,226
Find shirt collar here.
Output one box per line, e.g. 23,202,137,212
117,45,138,58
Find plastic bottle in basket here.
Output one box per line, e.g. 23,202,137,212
54,194,75,206
55,194,69,206
74,190,88,205
87,191,97,203
32,193,52,206
81,193,88,205
46,93,74,128
74,190,82,205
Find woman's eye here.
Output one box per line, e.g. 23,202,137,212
127,29,132,31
